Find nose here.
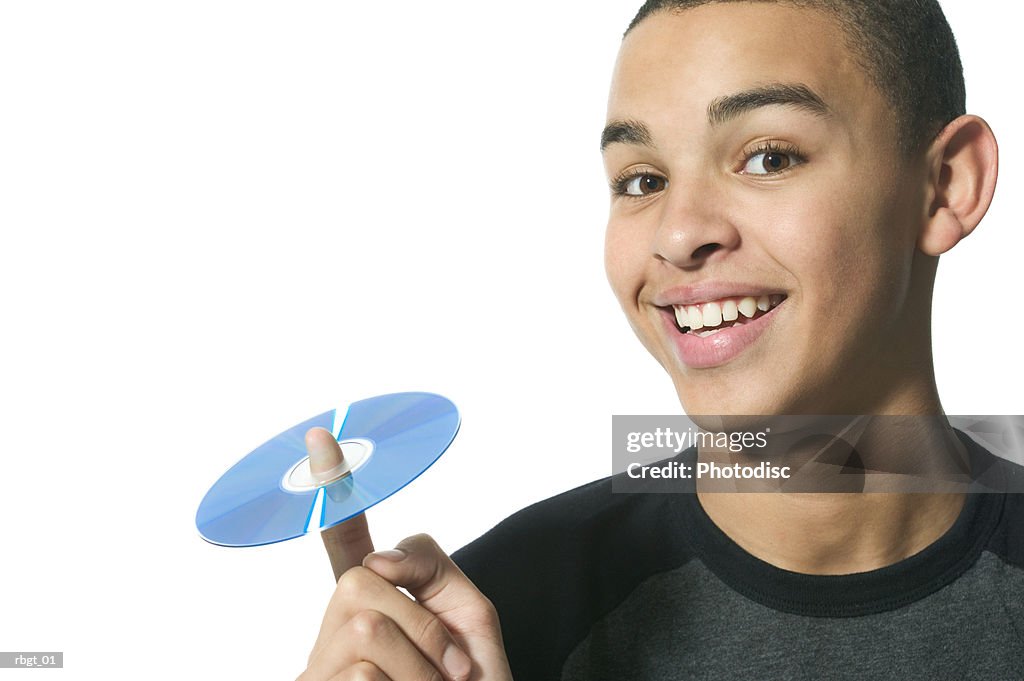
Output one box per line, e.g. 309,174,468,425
651,182,741,269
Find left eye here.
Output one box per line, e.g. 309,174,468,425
623,174,667,196
742,151,801,175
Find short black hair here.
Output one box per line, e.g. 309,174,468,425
626,0,966,157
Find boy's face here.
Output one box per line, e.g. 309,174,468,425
603,3,933,416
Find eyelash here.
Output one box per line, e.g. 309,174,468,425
609,140,807,197
609,168,662,197
741,140,806,174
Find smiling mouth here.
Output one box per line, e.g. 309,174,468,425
668,294,787,337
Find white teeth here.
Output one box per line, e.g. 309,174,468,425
672,294,784,333
703,301,723,327
674,306,688,330
738,297,757,318
688,306,704,330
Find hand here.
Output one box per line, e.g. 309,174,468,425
297,427,513,681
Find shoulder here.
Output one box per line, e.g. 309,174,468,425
453,473,681,586
958,428,1024,566
453,476,617,585
452,474,692,680
987,491,1024,568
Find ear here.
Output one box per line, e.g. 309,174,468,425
918,115,998,256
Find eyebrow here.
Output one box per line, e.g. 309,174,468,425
600,82,831,151
707,83,831,126
600,119,653,152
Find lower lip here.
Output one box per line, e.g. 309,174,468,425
662,302,784,369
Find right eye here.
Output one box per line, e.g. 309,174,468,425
615,173,668,197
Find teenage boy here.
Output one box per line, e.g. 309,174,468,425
298,1,1021,679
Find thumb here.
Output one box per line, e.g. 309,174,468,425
364,534,511,673
305,427,374,581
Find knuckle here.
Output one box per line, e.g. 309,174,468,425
479,594,498,616
335,565,375,601
332,517,369,543
349,609,392,640
345,661,384,681
474,595,502,629
399,532,441,554
413,613,452,649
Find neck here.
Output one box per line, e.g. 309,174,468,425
696,396,967,574
696,489,965,574
696,366,975,574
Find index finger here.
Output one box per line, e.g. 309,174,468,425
306,426,375,580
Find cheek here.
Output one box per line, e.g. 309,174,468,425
605,214,671,367
765,171,913,330
604,217,646,308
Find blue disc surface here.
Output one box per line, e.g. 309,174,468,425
196,392,460,547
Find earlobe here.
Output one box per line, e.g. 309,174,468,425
918,208,965,256
918,115,999,256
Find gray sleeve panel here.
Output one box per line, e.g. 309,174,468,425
562,551,1024,680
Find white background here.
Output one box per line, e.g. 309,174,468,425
0,1,1020,678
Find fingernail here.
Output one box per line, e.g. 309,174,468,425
368,549,406,562
442,644,472,681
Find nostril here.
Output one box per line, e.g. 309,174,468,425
692,243,721,259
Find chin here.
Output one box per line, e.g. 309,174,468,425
672,373,754,413
673,376,802,420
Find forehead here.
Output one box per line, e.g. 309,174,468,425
608,3,885,142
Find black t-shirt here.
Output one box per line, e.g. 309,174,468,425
453,431,1024,680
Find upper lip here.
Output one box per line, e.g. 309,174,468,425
652,282,788,307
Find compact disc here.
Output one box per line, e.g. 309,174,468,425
196,392,459,547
